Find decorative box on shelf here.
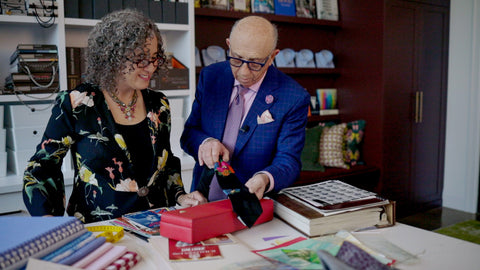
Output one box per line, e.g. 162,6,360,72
149,55,189,90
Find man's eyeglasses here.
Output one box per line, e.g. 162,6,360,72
227,54,270,71
133,53,166,68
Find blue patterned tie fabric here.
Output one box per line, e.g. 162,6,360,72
209,85,248,201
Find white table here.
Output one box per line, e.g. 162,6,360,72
96,217,480,270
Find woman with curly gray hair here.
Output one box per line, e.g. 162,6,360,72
22,9,206,223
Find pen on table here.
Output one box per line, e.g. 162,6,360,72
126,229,149,242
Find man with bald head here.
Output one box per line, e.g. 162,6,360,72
181,16,310,202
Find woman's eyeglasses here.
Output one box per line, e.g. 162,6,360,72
133,53,166,68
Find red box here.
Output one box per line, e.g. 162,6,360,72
160,198,274,243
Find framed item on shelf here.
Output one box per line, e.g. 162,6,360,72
316,0,339,21
231,0,251,12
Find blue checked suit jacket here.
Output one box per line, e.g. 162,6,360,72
181,61,310,194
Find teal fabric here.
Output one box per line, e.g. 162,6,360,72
301,125,325,171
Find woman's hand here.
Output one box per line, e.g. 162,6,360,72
177,191,208,207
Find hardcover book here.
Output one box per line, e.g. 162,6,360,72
273,181,396,237
4,81,60,93
252,0,274,13
204,0,229,10
274,0,296,16
16,44,57,50
230,0,251,12
10,58,58,74
295,0,316,18
6,72,58,83
274,193,395,237
168,239,222,261
0,217,86,270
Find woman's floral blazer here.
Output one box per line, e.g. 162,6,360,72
22,83,186,223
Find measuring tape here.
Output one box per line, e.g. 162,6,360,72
86,225,124,243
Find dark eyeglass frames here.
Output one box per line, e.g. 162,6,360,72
132,53,166,68
227,53,271,71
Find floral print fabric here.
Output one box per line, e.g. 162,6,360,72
23,83,185,223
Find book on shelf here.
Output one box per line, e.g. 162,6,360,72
203,0,229,10
66,47,87,89
274,0,296,16
10,53,58,65
4,81,59,93
273,180,396,237
252,0,275,14
319,108,339,115
10,59,58,74
168,238,222,261
295,0,316,18
15,44,57,51
229,0,251,12
10,44,58,65
6,72,58,84
316,0,339,20
0,216,86,270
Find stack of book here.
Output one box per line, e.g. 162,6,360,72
65,47,87,90
4,44,59,94
273,180,396,237
0,216,141,269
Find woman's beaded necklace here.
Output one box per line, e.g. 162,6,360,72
110,90,138,121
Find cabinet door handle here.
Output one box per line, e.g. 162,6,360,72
415,91,420,123
419,91,423,123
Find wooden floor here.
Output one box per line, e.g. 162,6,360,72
398,207,480,231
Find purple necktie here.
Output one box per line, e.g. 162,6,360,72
209,85,248,201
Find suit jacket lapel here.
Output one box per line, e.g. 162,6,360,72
234,67,279,154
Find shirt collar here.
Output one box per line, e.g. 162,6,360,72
234,71,268,93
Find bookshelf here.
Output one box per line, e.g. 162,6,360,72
0,1,196,214
194,1,450,218
194,7,342,124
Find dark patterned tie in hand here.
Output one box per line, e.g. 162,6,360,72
214,160,263,228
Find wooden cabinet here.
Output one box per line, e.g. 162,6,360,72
195,0,450,218
382,0,449,216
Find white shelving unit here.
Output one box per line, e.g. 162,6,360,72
0,1,196,214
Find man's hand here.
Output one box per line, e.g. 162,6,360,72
245,173,270,200
198,138,230,168
177,191,208,207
